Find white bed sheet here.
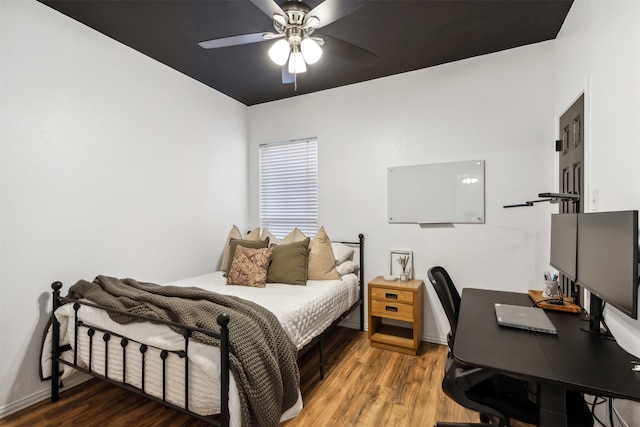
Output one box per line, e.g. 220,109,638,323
45,272,360,426
166,271,360,350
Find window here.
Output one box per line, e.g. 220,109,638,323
259,138,318,238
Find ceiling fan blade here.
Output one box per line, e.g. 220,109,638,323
308,0,367,29
282,66,295,84
320,34,377,66
249,0,286,20
198,32,273,49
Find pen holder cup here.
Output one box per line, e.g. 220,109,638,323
543,280,560,298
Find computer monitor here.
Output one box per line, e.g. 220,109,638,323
550,213,578,282
576,211,639,333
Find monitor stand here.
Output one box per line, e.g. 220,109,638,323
583,294,614,338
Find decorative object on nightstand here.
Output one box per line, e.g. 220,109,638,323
368,275,424,355
388,250,413,280
398,255,409,281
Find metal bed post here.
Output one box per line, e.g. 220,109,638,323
51,282,63,402
358,233,365,331
217,313,230,427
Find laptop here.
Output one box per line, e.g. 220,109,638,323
494,303,557,335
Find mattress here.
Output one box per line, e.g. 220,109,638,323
43,272,360,426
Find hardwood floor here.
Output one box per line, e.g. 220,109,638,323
1,327,524,426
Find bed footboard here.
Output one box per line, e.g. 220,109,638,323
50,282,231,427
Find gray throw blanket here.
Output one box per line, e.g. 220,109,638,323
67,275,300,427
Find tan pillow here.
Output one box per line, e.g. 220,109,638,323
227,246,274,288
281,228,307,245
261,228,280,246
245,227,261,241
220,225,242,272
226,238,269,273
308,227,341,280
267,238,310,286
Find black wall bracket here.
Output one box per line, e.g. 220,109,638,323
503,192,580,208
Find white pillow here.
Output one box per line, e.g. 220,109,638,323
331,242,355,265
336,260,357,276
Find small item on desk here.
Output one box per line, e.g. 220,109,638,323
543,279,560,298
632,361,640,372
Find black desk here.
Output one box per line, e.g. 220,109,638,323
455,288,640,427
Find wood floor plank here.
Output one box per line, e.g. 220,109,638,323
1,327,533,426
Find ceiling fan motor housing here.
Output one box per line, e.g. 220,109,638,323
282,1,311,25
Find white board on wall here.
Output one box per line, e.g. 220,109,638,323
387,160,485,224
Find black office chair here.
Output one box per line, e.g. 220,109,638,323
428,266,594,427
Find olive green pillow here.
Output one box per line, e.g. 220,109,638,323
267,238,310,286
225,238,269,273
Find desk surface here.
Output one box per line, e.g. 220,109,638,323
455,288,640,402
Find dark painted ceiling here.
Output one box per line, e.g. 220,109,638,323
38,0,573,106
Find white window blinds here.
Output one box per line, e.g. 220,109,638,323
259,138,318,239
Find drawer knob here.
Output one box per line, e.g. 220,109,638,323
385,305,398,312
385,293,398,299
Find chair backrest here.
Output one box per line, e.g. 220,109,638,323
428,266,461,349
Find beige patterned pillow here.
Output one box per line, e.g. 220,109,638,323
227,246,274,288
225,238,269,273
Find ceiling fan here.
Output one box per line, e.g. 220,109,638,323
198,0,377,85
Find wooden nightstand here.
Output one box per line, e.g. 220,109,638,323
368,275,424,355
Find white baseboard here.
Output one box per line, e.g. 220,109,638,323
0,374,90,419
422,334,447,346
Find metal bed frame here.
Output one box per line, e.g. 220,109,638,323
49,234,364,426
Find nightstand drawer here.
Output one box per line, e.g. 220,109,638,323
370,287,414,304
370,299,414,320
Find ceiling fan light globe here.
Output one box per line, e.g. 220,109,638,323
288,51,307,74
301,37,322,64
269,39,291,65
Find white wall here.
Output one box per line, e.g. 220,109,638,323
4,0,638,422
0,0,249,415
248,41,557,342
555,1,640,424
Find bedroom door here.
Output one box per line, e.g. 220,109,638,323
558,94,584,301
558,93,584,214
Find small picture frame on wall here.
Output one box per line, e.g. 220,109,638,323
389,250,413,281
